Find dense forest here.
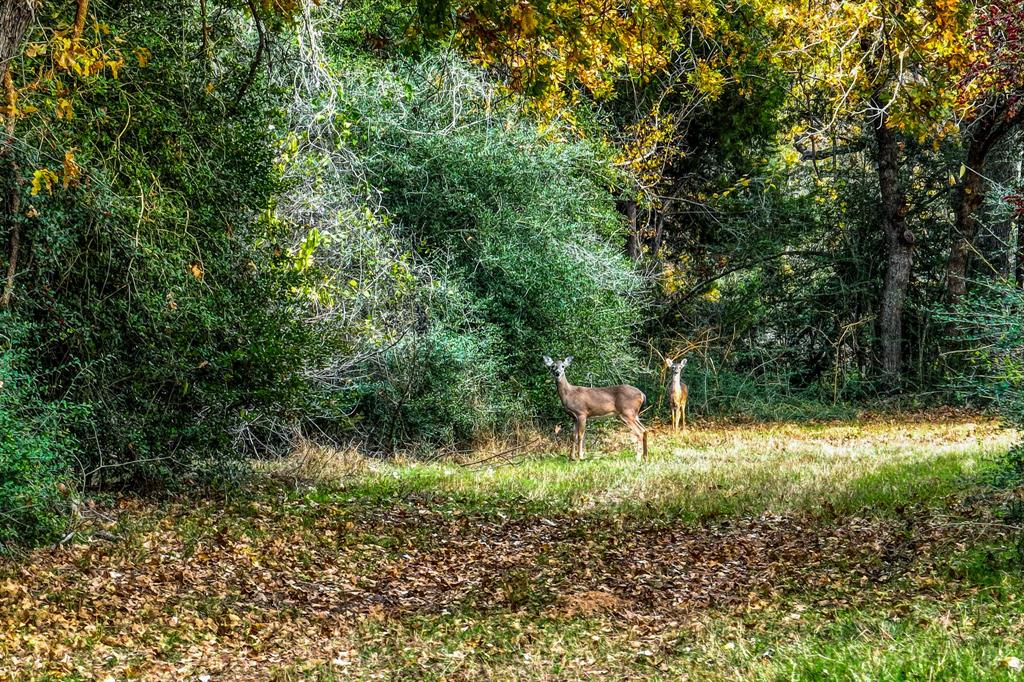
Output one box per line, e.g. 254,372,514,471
2,0,1024,545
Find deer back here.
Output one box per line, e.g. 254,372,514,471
563,383,645,417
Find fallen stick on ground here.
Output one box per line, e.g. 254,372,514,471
462,437,542,469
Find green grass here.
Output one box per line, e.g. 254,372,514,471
267,591,1024,681
285,417,1014,522
4,414,1024,680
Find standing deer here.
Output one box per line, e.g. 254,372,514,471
665,357,688,431
543,356,648,461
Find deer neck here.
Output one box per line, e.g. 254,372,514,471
556,374,574,403
671,373,682,392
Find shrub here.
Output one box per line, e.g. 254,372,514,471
333,56,646,444
944,282,1024,481
0,327,74,550
3,2,320,495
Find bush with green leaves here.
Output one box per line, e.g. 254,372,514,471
0,325,74,550
944,282,1024,479
2,1,321,500
329,57,647,444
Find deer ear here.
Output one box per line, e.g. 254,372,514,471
564,356,574,365
665,358,673,368
680,358,688,368
543,356,553,366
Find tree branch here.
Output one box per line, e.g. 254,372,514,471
72,0,89,40
794,140,866,161
231,0,266,111
666,249,832,309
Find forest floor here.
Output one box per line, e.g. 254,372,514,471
3,412,1024,680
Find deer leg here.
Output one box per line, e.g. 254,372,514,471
637,416,648,461
624,414,646,461
672,404,679,432
571,419,580,460
681,400,687,430
577,415,587,460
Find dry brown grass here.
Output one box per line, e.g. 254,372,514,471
260,440,374,483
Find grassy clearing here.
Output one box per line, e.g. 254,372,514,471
3,413,1023,680
284,415,1015,522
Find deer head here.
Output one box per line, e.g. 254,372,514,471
665,357,688,379
543,355,573,381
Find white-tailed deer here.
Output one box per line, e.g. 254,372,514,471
665,358,688,431
543,356,648,461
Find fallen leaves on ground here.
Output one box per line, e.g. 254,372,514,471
0,491,1011,680
0,413,1017,680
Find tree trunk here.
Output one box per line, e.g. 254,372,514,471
949,108,1024,295
0,0,37,311
873,112,913,381
0,0,36,69
624,199,640,262
947,141,988,300
1,178,19,310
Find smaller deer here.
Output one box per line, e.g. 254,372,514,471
543,356,648,461
665,357,688,431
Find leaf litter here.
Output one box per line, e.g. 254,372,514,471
0,415,1018,680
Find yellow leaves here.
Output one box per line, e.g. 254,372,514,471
62,151,81,188
10,18,138,131
106,58,124,79
56,98,74,120
772,0,972,140
34,22,133,85
453,0,718,116
781,146,800,166
658,257,691,297
509,2,539,35
30,151,83,197
31,169,59,196
1,82,21,122
615,107,680,194
189,261,205,281
688,61,726,100
134,47,152,68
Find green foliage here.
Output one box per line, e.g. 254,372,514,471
2,0,322,507
5,0,1016,550
656,126,967,404
334,57,646,444
369,318,510,446
0,322,74,549
943,282,1024,482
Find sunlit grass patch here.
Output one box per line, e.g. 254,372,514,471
316,415,1016,521
261,440,374,483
